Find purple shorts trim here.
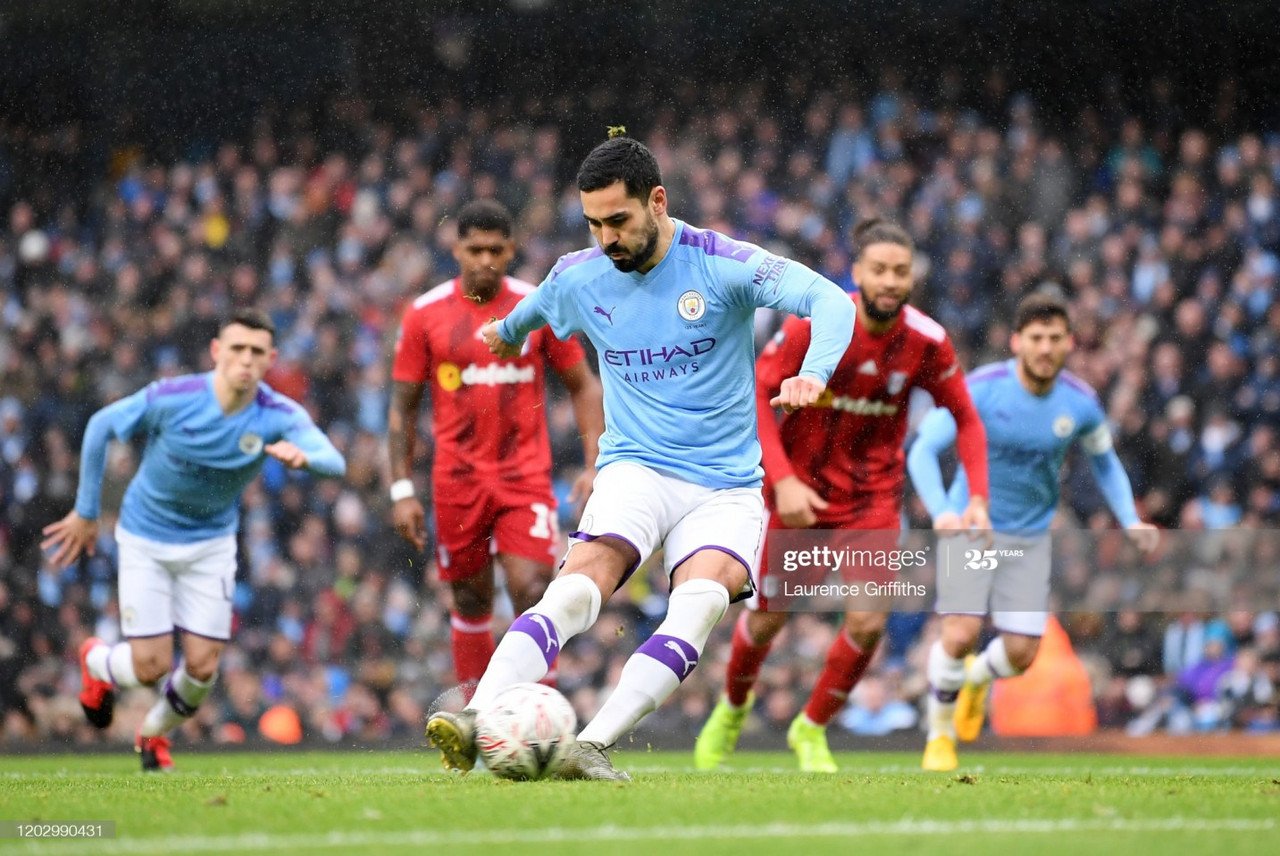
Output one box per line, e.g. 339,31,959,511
122,630,176,640
173,624,232,643
567,530,644,591
668,545,757,603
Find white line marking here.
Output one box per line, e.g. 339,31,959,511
8,817,1275,853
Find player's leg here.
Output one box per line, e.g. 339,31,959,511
80,529,176,727
574,481,760,772
134,533,236,771
922,613,983,771
427,463,659,772
434,491,500,691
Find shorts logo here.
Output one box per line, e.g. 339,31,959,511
438,362,462,392
239,433,264,455
1053,415,1075,438
122,607,137,630
887,371,908,395
677,290,706,322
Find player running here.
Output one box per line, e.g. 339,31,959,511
425,131,855,781
43,309,346,771
694,218,991,773
908,291,1159,771
388,199,604,694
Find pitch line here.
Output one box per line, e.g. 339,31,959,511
6,817,1275,853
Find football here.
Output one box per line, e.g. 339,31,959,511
473,683,577,780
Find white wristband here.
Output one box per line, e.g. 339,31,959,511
389,479,416,503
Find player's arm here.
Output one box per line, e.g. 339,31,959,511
486,275,567,358
41,386,153,565
1080,419,1159,553
269,406,346,477
906,406,962,528
756,319,829,527
740,253,854,412
386,378,428,551
555,359,605,505
925,356,990,531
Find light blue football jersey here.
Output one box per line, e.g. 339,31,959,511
909,359,1138,533
74,373,345,542
498,220,855,488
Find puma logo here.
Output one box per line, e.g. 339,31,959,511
529,614,556,654
593,305,616,325
664,639,697,678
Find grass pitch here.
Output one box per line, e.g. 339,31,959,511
2,749,1278,854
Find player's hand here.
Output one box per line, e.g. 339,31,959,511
264,441,309,469
392,496,428,552
932,511,965,532
40,511,99,567
960,496,994,547
1125,521,1160,554
481,320,522,358
774,475,829,528
770,375,826,414
567,467,596,510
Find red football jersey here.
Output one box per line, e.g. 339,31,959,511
392,277,585,487
757,300,975,518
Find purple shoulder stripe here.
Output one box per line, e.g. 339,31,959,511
550,246,604,278
677,224,758,263
1058,370,1099,400
146,375,206,402
256,387,298,414
967,362,1010,384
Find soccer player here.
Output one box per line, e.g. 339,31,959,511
425,132,856,781
42,309,346,771
694,218,991,773
388,199,604,692
907,292,1159,771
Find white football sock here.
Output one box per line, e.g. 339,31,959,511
967,636,1020,685
140,665,216,737
925,640,966,740
89,642,143,688
468,574,602,712
577,578,729,748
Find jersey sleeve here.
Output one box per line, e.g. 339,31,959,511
391,306,431,384
74,385,156,520
906,405,960,520
499,270,581,344
717,247,854,385
1078,396,1141,527
755,318,813,484
540,329,587,372
280,401,347,478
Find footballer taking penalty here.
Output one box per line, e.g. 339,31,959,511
425,131,855,781
908,292,1159,771
42,310,346,771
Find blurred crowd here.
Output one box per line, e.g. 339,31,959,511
1,67,1279,748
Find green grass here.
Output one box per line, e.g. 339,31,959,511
1,750,1278,854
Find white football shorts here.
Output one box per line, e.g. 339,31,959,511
569,461,765,600
115,525,238,641
934,531,1051,637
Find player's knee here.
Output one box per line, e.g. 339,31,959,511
510,574,549,614
134,653,173,685
745,609,788,646
538,573,603,638
184,657,220,683
451,581,494,617
842,612,885,648
1004,635,1040,671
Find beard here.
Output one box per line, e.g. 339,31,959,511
605,218,660,272
862,293,907,323
1020,354,1063,383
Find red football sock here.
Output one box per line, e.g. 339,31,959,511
725,611,774,707
450,612,496,698
803,631,875,726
